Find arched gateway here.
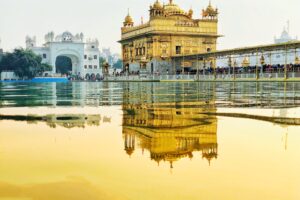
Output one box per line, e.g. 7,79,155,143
53,48,83,75
26,31,102,78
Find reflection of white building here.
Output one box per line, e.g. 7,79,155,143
26,31,102,78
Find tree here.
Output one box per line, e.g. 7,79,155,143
0,48,52,78
113,59,123,69
99,56,106,68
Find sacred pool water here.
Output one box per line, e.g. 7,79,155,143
0,82,299,200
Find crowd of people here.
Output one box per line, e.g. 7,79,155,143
184,64,300,75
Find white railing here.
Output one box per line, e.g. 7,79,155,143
103,72,300,82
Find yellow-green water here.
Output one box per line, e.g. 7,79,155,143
0,82,299,200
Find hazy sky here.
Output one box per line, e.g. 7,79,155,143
0,0,299,53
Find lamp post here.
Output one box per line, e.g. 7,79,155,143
284,45,288,80
228,56,233,80
255,50,259,80
260,54,265,78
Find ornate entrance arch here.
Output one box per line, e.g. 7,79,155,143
51,49,83,76
27,31,102,78
55,56,72,74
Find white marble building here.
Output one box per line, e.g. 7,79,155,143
26,31,102,79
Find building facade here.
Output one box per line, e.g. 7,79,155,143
119,0,220,74
26,31,102,79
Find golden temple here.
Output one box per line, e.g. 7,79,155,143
119,0,220,74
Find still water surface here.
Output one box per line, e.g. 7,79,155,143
0,82,299,200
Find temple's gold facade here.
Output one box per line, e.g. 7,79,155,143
119,0,220,74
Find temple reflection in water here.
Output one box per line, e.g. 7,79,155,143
122,83,218,167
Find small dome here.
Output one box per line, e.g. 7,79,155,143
187,8,193,18
280,30,292,40
202,1,218,18
206,4,214,12
164,1,185,15
125,14,133,23
295,56,300,64
153,0,162,9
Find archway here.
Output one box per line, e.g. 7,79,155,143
53,50,82,76
91,73,96,80
96,73,101,80
55,56,72,75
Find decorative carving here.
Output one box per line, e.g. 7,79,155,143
202,1,218,20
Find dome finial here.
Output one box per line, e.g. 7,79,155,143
153,0,162,9
124,9,134,27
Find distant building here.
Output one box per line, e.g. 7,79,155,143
26,31,102,79
100,48,121,69
100,48,113,65
274,26,298,44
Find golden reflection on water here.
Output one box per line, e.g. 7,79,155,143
0,104,300,200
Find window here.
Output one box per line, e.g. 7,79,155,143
42,54,47,59
89,65,92,69
143,47,146,55
136,48,139,56
176,46,181,54
84,65,87,69
84,55,87,59
94,55,97,59
94,65,97,69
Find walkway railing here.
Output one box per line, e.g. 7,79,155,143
104,71,300,82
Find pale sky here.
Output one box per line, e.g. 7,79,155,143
0,0,299,54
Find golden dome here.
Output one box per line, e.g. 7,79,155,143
242,57,250,67
153,0,162,9
202,1,218,19
124,14,133,23
206,2,214,12
187,8,193,18
164,0,185,15
295,56,300,65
